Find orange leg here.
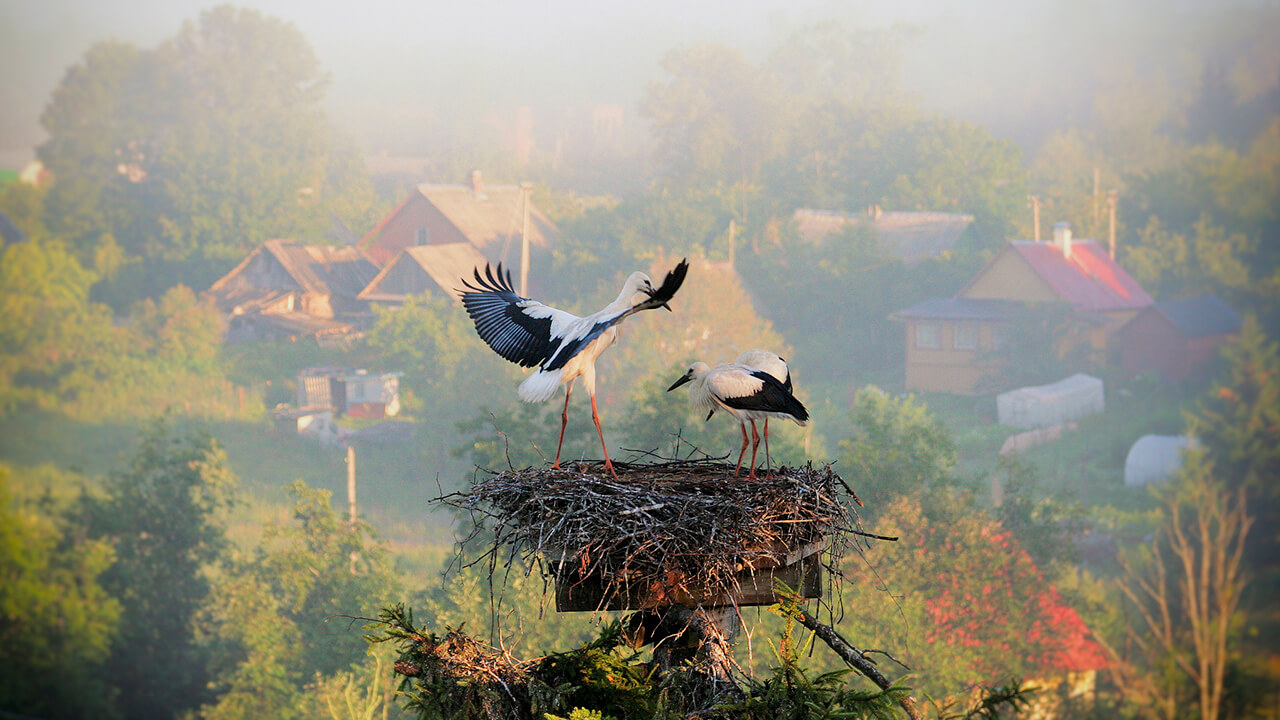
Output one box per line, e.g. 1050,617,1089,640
763,419,771,468
735,422,749,478
553,383,573,469
748,420,761,480
590,391,619,481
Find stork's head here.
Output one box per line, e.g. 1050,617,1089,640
620,271,656,306
667,361,710,392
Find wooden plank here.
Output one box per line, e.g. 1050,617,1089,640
554,552,823,612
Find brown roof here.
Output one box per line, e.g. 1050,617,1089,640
358,242,489,303
209,239,378,307
793,208,973,264
417,183,558,253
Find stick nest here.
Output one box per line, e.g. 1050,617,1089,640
439,457,866,611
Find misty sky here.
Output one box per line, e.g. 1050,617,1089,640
0,0,1244,170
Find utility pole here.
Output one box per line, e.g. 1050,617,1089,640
346,445,358,574
1092,167,1101,234
727,218,736,267
1029,195,1041,242
519,182,532,297
1107,190,1118,260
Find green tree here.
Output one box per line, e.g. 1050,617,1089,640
0,238,103,411
0,466,121,719
640,44,789,194
1122,214,1255,302
841,488,1104,703
199,480,400,720
37,6,377,293
79,422,238,719
1100,455,1254,720
838,387,956,512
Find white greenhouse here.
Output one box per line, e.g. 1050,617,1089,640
1124,435,1195,487
996,373,1105,430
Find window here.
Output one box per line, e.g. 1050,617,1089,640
916,323,941,349
415,227,430,245
954,324,978,350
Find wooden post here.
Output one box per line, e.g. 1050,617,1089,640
1092,166,1101,233
346,445,358,573
346,445,357,529
519,182,532,297
1029,195,1041,242
727,218,736,266
1107,190,1118,259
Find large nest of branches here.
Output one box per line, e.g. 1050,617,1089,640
439,457,871,613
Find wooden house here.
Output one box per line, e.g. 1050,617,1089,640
357,242,489,306
793,206,973,265
1114,294,1241,382
892,223,1153,394
358,171,558,283
296,367,401,419
207,240,378,343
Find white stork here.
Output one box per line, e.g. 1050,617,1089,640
735,349,792,467
668,361,808,479
460,261,688,478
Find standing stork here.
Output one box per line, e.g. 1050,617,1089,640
668,361,808,479
735,349,791,467
460,260,688,478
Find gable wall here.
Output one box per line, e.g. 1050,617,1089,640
364,195,469,266
961,250,1059,303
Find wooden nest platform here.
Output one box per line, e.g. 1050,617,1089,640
439,458,869,613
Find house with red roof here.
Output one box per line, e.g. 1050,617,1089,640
892,223,1153,394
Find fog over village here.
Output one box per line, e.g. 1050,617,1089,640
1,1,1277,718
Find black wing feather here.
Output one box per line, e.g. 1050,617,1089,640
719,370,809,422
459,263,556,368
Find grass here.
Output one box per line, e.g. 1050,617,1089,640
0,408,474,545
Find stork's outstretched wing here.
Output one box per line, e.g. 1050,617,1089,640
459,264,577,368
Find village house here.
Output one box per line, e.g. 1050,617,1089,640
206,239,378,343
357,242,489,307
296,366,402,419
1113,294,1242,382
357,171,558,296
892,223,1153,394
793,205,974,265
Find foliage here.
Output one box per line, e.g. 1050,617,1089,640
640,43,789,193
839,387,957,512
77,421,239,719
0,465,121,719
1098,455,1254,720
37,5,376,288
0,238,101,411
839,488,1106,700
198,479,401,720
364,293,517,418
991,456,1086,576
1123,214,1255,302
0,237,251,421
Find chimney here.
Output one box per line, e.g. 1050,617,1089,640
1053,221,1072,259
470,169,485,197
